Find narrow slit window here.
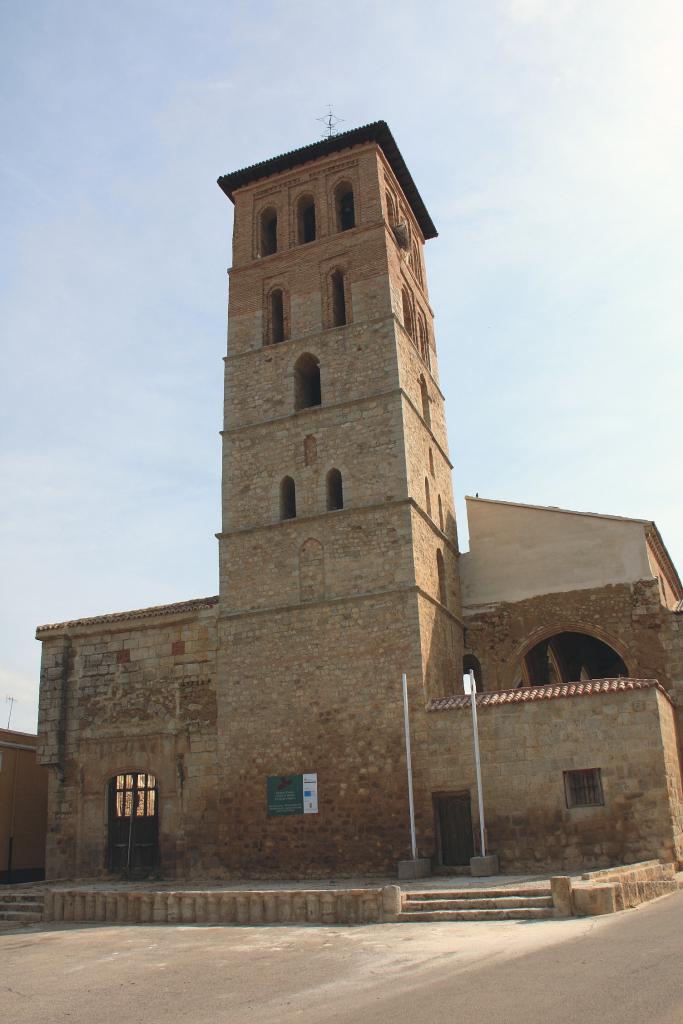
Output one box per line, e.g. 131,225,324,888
260,207,277,256
326,468,344,511
331,270,346,327
436,550,447,606
425,477,432,517
280,476,296,520
268,288,285,345
438,494,444,532
420,376,431,428
402,288,415,341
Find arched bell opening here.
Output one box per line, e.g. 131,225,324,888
515,631,629,688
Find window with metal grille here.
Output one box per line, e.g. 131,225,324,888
564,768,604,808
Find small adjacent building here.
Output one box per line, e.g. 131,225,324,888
35,122,683,880
0,729,48,883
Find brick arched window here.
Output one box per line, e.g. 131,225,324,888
259,207,277,256
266,288,286,345
386,189,397,226
417,312,430,368
425,477,432,517
280,476,296,520
436,549,447,606
429,448,434,477
326,468,344,511
296,194,316,245
331,269,347,327
411,241,423,286
294,353,321,410
438,494,444,532
419,375,431,428
402,287,415,341
335,181,355,231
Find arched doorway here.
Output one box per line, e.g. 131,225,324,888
515,631,628,687
107,771,159,874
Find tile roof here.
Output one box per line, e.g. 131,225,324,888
428,678,674,711
217,120,438,240
36,596,219,633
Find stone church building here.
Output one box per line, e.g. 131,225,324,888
36,122,683,880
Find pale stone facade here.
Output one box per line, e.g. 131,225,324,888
36,122,683,880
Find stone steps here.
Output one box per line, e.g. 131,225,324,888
399,887,555,922
0,890,45,927
398,907,555,922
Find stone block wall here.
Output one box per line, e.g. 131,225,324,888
36,601,219,879
421,684,680,871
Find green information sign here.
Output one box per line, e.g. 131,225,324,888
267,775,304,816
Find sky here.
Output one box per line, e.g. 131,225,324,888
1,0,681,734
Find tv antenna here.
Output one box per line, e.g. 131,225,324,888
6,695,16,729
317,106,344,139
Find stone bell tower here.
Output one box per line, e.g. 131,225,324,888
215,122,462,874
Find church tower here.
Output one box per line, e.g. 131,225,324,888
215,122,462,873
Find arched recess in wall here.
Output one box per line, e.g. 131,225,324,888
419,375,431,428
107,771,158,873
417,312,430,368
513,630,629,688
259,207,278,256
294,353,321,410
463,654,484,692
402,287,415,341
280,476,296,520
326,468,344,511
437,494,444,532
334,181,355,231
424,477,431,517
304,434,317,466
299,538,324,602
386,189,397,226
266,287,286,345
436,550,447,607
296,194,316,244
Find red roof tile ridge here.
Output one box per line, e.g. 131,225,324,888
36,595,219,633
427,677,673,712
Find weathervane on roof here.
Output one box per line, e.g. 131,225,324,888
317,106,344,139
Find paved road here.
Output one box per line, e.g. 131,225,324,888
1,891,681,1023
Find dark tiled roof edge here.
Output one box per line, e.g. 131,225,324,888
428,678,674,711
36,596,219,633
217,120,437,240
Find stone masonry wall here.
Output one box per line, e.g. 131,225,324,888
36,602,219,879
419,685,681,871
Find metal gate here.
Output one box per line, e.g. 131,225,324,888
107,772,159,874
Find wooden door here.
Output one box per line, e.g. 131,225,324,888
436,793,474,867
108,772,159,875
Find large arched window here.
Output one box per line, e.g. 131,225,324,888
280,476,296,520
436,550,447,606
331,269,346,327
335,182,355,231
294,353,321,410
438,552,448,606
402,287,415,341
296,194,316,244
419,375,431,428
326,468,344,511
259,207,278,256
516,631,629,688
267,288,285,345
